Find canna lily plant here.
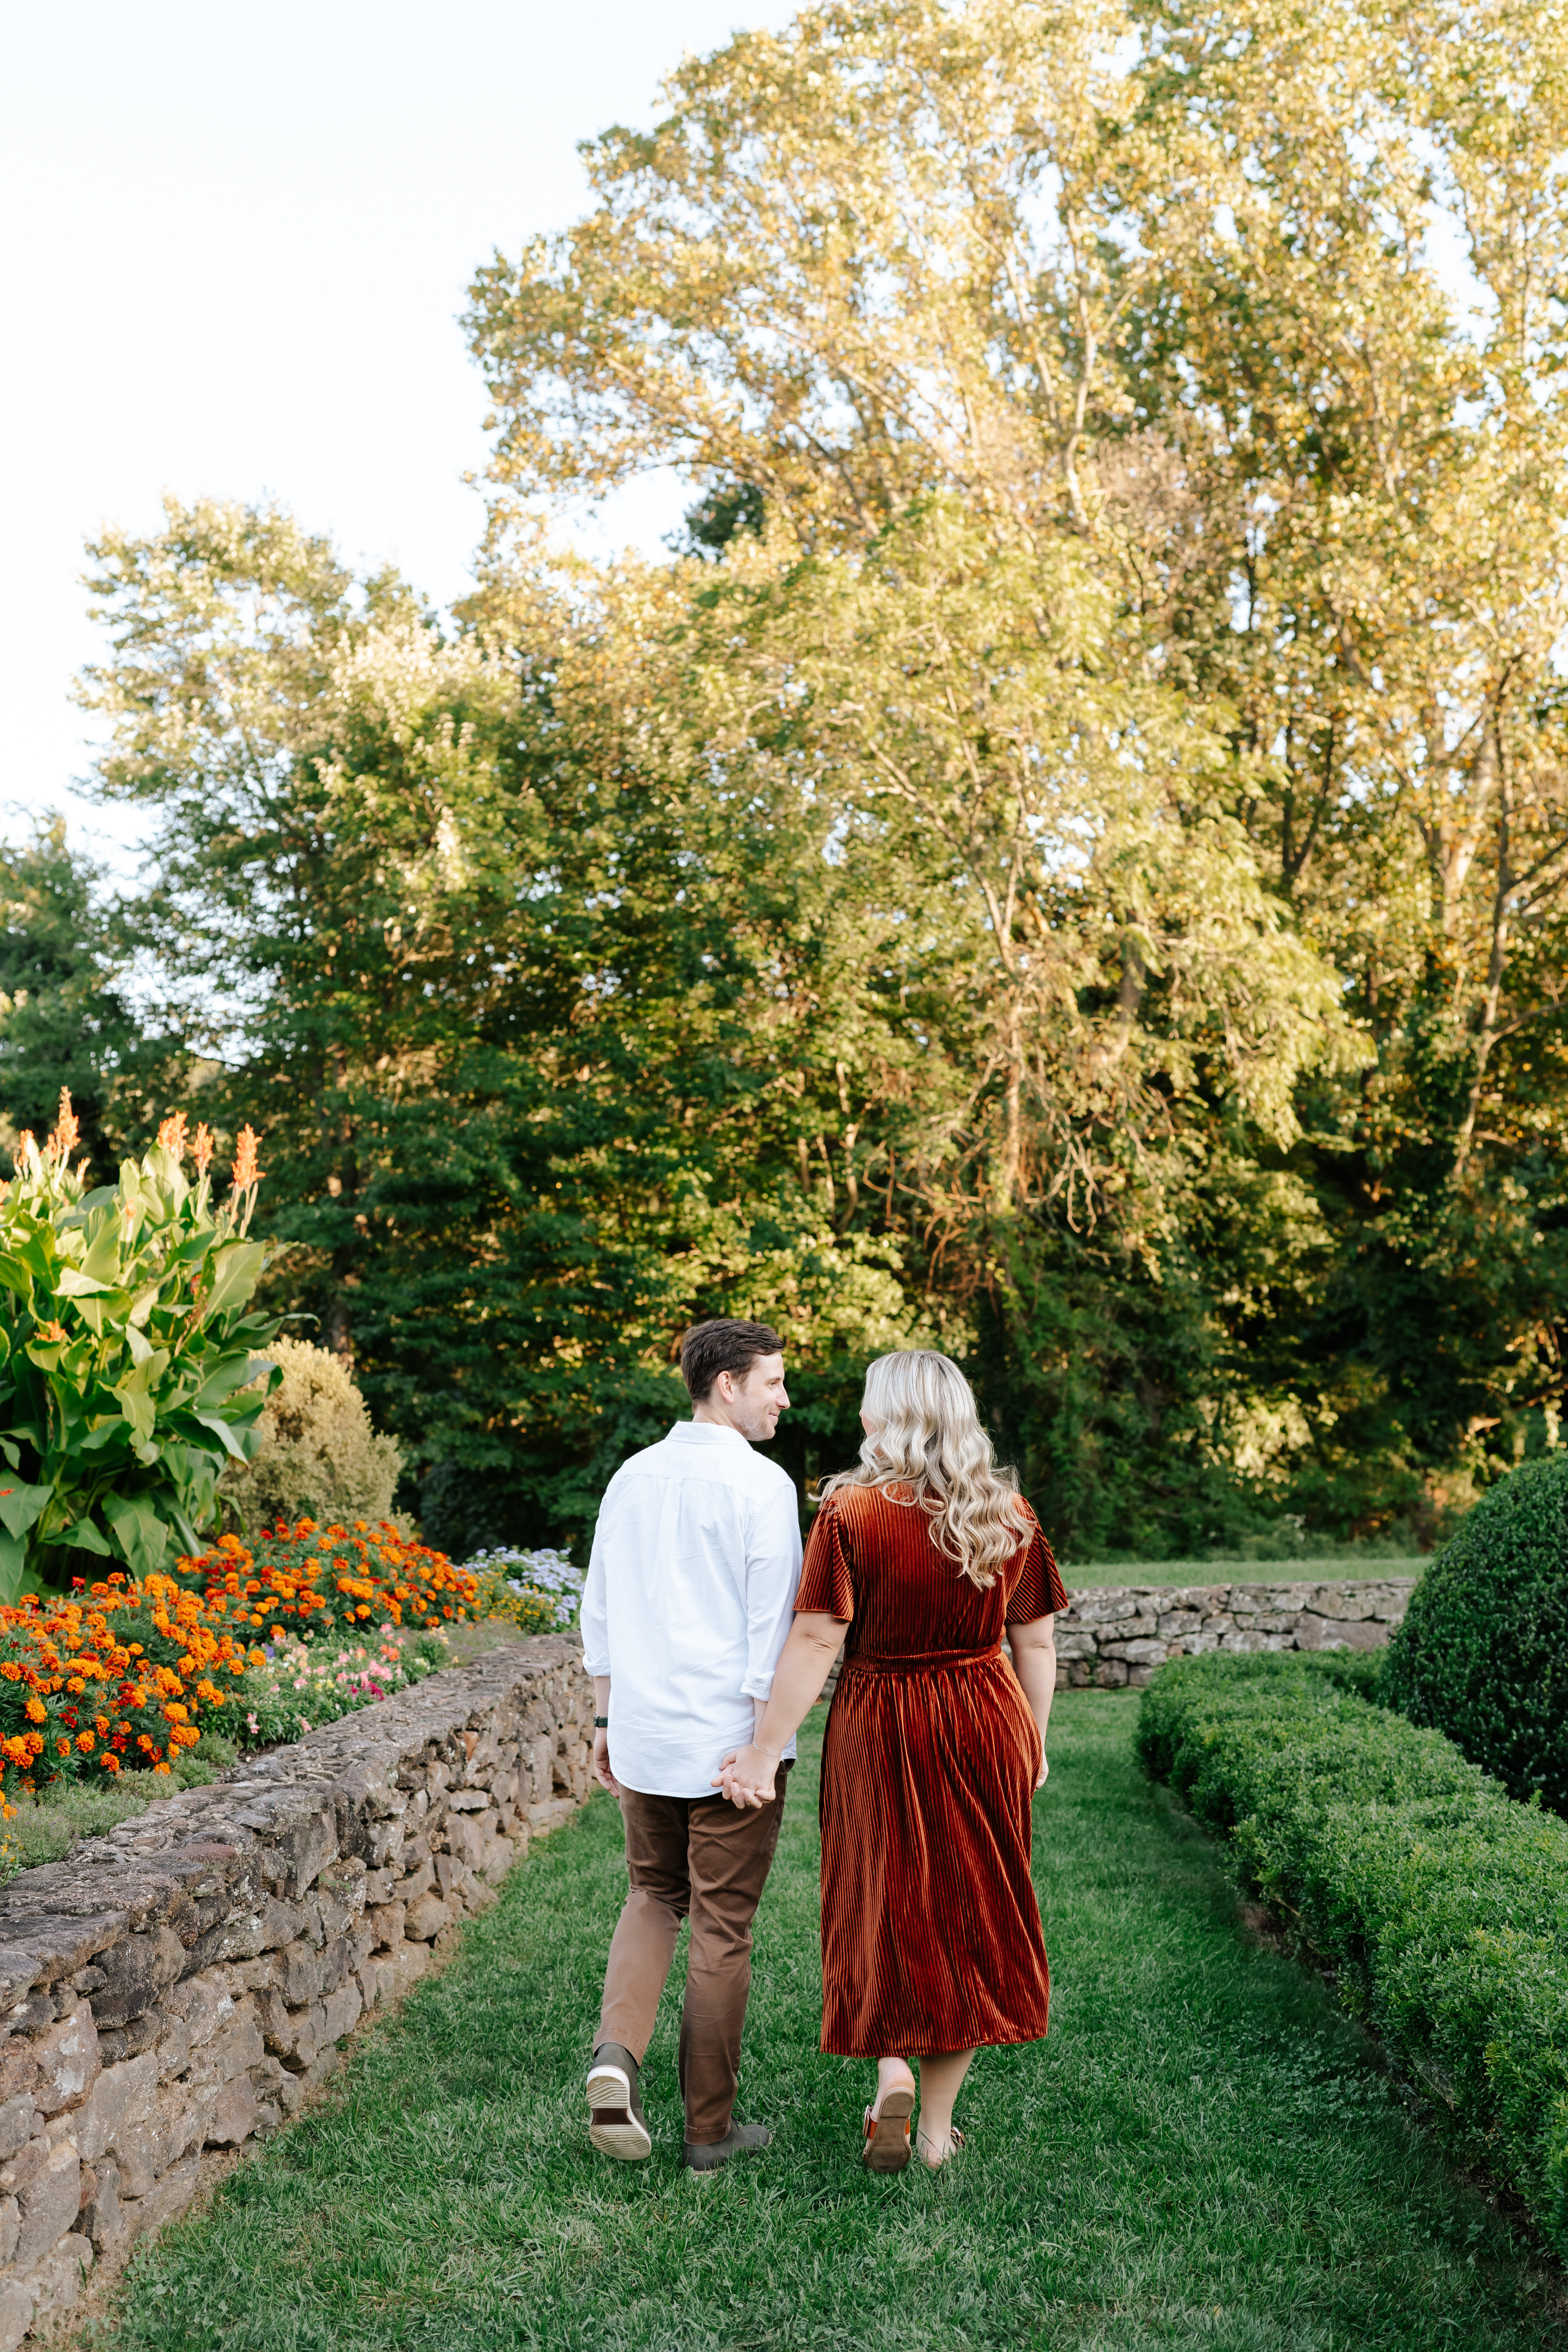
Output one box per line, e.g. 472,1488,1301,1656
0,1094,281,1596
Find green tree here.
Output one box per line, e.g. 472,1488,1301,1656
0,820,169,1173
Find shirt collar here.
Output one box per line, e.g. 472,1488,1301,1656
669,1420,750,1448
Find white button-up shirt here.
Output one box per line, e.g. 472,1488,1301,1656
580,1421,804,1798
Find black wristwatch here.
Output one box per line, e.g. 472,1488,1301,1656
593,1715,610,1728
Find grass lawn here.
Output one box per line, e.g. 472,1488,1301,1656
97,1695,1559,2352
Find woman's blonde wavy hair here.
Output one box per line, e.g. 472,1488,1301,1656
819,1350,1029,1588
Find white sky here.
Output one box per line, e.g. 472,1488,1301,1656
1,0,794,878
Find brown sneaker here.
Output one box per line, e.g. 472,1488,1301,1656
682,2120,771,2172
587,2043,652,2161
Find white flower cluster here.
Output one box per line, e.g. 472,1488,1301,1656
461,1546,583,1629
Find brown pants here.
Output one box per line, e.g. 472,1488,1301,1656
596,1767,791,2146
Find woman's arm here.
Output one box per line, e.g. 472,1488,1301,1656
714,1610,847,1807
1007,1615,1058,1791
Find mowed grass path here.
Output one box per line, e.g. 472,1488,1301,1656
100,1694,1559,2352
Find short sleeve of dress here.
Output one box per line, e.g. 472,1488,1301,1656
796,1498,855,1622
1005,1506,1069,1624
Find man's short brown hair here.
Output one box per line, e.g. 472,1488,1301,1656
679,1318,785,1402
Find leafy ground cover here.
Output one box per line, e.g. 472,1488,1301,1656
93,1695,1559,2352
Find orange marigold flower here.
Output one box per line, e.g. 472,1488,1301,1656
24,1699,45,1725
76,1732,94,1752
102,1754,120,1774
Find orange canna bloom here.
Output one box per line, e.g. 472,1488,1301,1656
192,1122,215,1176
156,1110,190,1159
231,1125,263,1191
47,1088,81,1164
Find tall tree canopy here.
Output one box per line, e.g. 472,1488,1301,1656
69,0,1568,1555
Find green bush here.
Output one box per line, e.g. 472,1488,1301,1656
1381,1454,1568,1813
218,1337,403,1535
1138,1650,1568,2260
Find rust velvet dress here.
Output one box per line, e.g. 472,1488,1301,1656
796,1485,1069,2059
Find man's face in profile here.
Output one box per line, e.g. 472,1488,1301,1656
722,1352,788,1443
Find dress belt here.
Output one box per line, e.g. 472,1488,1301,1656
840,1644,1004,1676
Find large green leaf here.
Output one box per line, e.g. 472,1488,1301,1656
102,1492,169,1577
202,1242,269,1325
0,1530,27,1604
58,1514,112,1557
56,1266,114,1299
0,1482,53,1540
189,1410,250,1461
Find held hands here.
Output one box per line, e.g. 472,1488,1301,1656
713,1742,780,1809
1035,1750,1049,1792
592,1730,620,1798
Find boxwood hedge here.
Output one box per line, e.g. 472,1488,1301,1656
1138,1650,1568,2259
1382,1452,1568,1813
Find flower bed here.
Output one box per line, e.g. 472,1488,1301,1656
172,1520,482,1637
0,1574,254,1795
460,1547,583,1636
237,1627,449,1746
1138,1650,1568,2263
0,1523,484,1808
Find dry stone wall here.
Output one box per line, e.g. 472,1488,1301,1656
1054,1577,1417,1690
0,1633,592,2347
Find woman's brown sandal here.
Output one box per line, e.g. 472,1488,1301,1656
862,2080,916,2172
916,2124,965,2170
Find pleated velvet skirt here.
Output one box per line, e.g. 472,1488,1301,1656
796,1485,1068,2059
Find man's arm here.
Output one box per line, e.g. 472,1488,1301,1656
739,1474,805,1711
580,1500,617,1796
717,1611,847,1806
591,1673,618,1796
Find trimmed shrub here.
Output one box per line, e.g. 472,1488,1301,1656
1382,1453,1568,1811
218,1337,402,1534
1138,1651,1568,2260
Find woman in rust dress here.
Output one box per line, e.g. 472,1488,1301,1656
717,1349,1067,2171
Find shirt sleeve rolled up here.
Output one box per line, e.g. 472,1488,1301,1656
739,1475,805,1700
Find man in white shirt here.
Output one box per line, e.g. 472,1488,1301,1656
580,1318,802,2172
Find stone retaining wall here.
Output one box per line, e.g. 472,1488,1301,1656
1054,1578,1418,1690
0,1633,593,2347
